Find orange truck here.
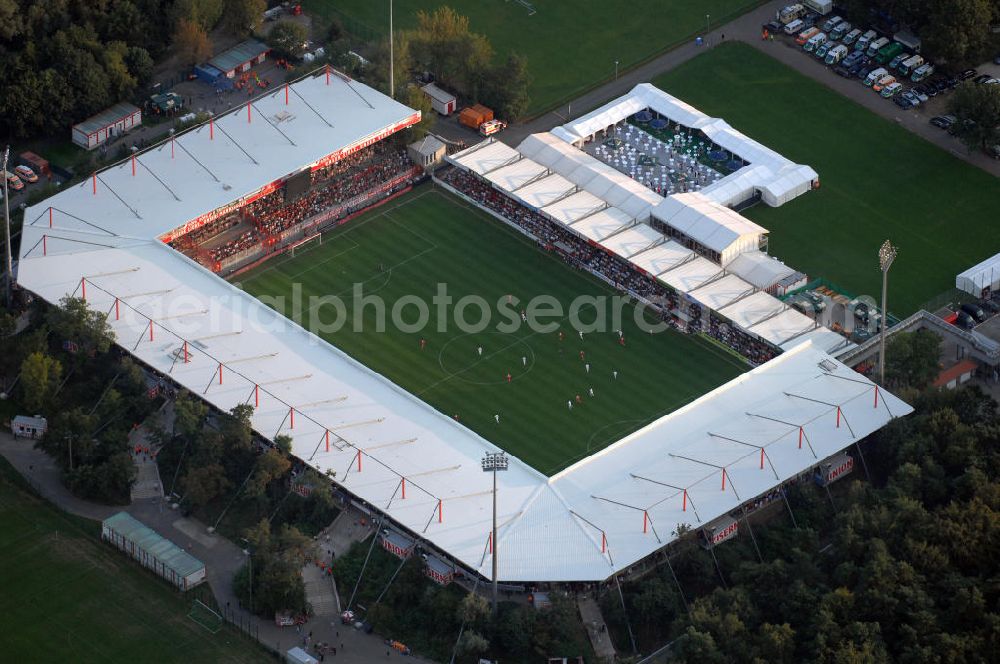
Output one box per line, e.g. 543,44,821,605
459,104,494,130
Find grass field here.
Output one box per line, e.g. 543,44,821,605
652,42,1000,315
0,457,270,663
239,187,745,474
303,0,763,115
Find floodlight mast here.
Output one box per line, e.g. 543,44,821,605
878,240,897,385
481,451,508,615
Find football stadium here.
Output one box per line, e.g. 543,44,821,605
18,67,911,584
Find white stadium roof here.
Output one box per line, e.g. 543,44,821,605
14,222,911,581
727,251,800,291
24,68,420,240
551,83,818,208
652,193,767,265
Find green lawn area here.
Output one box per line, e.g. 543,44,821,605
0,457,270,663
652,42,1000,315
303,0,764,115
239,186,745,475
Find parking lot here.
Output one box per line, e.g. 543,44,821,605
762,8,1000,176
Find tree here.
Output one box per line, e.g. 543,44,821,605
47,296,115,361
404,84,435,139
266,20,309,59
124,46,154,86
410,6,492,95
922,0,992,67
458,592,490,625
174,390,208,440
274,434,293,456
884,329,942,389
173,18,212,66
170,0,224,31
245,448,291,499
481,52,531,121
20,352,62,413
223,0,265,37
181,463,231,507
948,81,1000,153
457,630,489,656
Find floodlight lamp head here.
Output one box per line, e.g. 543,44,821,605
879,240,897,272
481,451,509,472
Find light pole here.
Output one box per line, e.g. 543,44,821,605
878,240,898,384
615,60,619,80
2,146,11,308
481,451,508,615
706,14,710,37
389,0,394,99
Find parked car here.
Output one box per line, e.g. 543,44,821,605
816,41,835,59
958,69,977,81
911,87,928,102
874,74,896,92
881,81,903,97
856,29,877,52
13,165,38,183
831,21,852,40
955,311,976,329
764,19,783,33
864,67,888,86
989,145,1000,160
833,65,852,77
843,50,864,68
974,73,992,84
961,302,987,323
901,90,920,106
894,95,914,109
3,170,23,191
857,65,875,80
842,28,862,45
981,299,1000,315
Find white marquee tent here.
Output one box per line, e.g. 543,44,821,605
652,193,768,266
956,252,1000,296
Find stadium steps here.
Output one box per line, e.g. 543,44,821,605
578,595,617,662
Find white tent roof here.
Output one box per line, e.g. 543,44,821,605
747,308,817,347
451,139,521,176
598,223,664,259
517,133,662,218
652,193,767,255
717,291,787,330
484,159,549,192
727,251,798,290
629,241,697,276
551,83,817,208
688,273,757,311
569,209,634,243
19,216,907,581
23,69,420,239
782,326,857,355
956,252,1000,296
658,255,723,293
510,173,577,210
541,190,611,226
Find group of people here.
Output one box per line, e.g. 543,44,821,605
440,166,780,366
169,141,417,269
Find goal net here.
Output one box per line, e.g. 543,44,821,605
289,233,322,258
188,599,224,634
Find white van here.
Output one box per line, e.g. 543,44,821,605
881,81,903,98
866,36,890,57
831,21,852,40
842,28,862,45
822,15,843,32
784,18,805,35
898,55,924,76
864,67,888,86
911,63,934,82
856,29,877,52
804,32,828,52
825,44,849,65
873,74,896,92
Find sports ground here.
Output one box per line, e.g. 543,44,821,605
653,43,1000,315
0,459,269,663
303,0,763,114
240,188,746,475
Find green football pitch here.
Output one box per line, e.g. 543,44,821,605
302,0,763,115
0,458,270,663
652,43,1000,315
239,187,746,475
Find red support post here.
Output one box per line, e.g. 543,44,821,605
183,340,189,362
601,532,607,553
401,477,406,499
81,278,86,301
325,430,330,452
171,137,175,159
643,510,648,534
148,320,154,342
798,426,803,449
760,448,765,469
49,207,53,228
92,172,97,195
721,468,727,491
218,363,223,385
836,406,841,428
114,298,120,320
326,65,330,85
874,386,879,408
356,450,362,472
438,499,443,523
247,102,251,123
487,532,492,554
131,154,136,176
209,118,214,140
289,407,294,429
285,84,289,105
682,488,687,512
